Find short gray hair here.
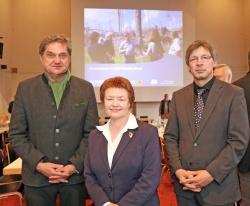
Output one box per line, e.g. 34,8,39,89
39,34,71,56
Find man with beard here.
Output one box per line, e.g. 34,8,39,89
165,40,249,206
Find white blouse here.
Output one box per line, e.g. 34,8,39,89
96,113,138,168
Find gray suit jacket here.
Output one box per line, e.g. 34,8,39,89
165,79,249,205
84,121,161,206
234,72,250,172
9,74,98,186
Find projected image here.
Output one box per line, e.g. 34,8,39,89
84,8,183,87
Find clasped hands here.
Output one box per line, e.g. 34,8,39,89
175,169,214,192
36,162,77,184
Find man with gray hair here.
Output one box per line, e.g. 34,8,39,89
234,49,250,206
9,34,98,206
213,64,233,83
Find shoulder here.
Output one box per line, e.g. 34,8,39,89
209,80,245,105
88,128,102,142
173,83,192,97
69,76,95,98
17,74,43,90
70,76,93,88
215,79,244,94
136,121,158,139
134,122,160,150
234,73,250,88
89,128,100,136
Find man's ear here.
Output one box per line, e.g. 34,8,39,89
39,55,43,63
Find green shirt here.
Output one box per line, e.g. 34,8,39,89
48,71,71,108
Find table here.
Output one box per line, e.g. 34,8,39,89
3,158,22,175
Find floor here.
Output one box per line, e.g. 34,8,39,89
158,170,178,206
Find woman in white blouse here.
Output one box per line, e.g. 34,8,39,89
84,76,161,206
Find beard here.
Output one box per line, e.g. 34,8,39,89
191,69,213,81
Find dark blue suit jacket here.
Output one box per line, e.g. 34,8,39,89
84,121,161,206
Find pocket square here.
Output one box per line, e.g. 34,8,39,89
73,101,86,108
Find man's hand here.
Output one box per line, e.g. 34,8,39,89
175,169,202,192
49,164,77,184
181,170,214,190
175,169,194,182
36,162,65,179
36,162,77,184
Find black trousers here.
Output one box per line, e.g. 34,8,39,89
24,183,86,206
176,193,235,206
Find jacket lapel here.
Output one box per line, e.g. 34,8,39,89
194,79,223,140
99,133,110,170
111,130,134,170
185,85,196,137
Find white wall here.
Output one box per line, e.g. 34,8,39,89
0,0,70,115
244,0,250,67
0,0,12,115
196,0,248,80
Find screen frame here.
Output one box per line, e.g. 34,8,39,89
71,0,195,102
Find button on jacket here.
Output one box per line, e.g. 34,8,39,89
9,74,98,186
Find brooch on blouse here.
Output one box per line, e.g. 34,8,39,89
128,131,134,139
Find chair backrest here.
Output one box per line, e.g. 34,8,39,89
139,116,149,123
0,192,23,206
1,133,9,176
0,132,18,176
0,175,23,194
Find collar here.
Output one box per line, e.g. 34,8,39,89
193,76,215,93
96,113,138,133
43,70,71,84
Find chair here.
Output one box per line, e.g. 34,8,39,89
0,175,23,194
1,132,18,176
1,132,10,176
0,192,23,206
139,116,149,123
0,132,23,194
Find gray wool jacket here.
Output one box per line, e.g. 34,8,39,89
9,74,98,187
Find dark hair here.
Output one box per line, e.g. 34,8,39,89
39,34,71,56
149,29,161,42
185,40,216,66
89,31,100,43
100,76,135,108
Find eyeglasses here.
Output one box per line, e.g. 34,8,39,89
45,51,69,60
189,55,212,63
